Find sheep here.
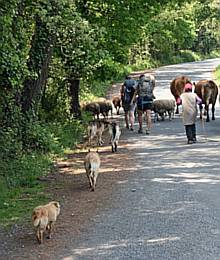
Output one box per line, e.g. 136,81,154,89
152,99,175,122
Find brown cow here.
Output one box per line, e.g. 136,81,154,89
194,79,218,122
112,96,121,115
170,76,191,114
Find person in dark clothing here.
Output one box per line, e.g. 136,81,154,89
120,76,137,131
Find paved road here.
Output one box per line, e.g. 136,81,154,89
65,59,220,260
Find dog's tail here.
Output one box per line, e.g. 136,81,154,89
32,209,48,228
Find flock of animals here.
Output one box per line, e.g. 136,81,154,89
31,75,219,244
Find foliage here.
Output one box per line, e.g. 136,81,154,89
0,0,220,227
215,65,220,84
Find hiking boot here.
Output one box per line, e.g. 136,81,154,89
187,140,193,144
138,128,143,134
146,129,150,135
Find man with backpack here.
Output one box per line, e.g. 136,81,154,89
131,74,155,134
120,75,137,131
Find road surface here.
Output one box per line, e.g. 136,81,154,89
66,58,220,260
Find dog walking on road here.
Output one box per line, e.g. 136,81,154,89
32,201,61,244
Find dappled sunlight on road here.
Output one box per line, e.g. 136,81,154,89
152,177,220,185
67,235,181,259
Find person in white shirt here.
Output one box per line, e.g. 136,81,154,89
179,83,202,144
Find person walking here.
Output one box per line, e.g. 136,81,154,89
131,74,155,134
178,82,202,144
120,76,137,131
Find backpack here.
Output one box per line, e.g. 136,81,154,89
123,79,136,103
138,78,154,99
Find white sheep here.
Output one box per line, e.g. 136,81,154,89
152,99,175,122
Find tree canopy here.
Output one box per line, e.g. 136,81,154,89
0,0,219,157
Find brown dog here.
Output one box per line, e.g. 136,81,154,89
32,201,60,244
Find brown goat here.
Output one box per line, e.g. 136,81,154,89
170,76,191,114
82,102,100,119
112,96,121,115
194,79,218,122
97,100,113,118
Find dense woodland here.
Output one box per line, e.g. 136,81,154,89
0,0,220,224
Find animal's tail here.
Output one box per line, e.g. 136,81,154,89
32,214,41,227
32,210,48,228
90,161,100,173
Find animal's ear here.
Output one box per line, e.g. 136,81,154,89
53,202,60,208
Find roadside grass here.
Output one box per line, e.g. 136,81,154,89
0,153,53,228
0,118,86,229
0,181,50,228
215,65,220,83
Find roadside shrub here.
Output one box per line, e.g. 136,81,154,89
95,57,130,81
22,120,57,153
48,119,86,149
178,50,200,62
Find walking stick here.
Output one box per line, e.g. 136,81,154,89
200,110,208,142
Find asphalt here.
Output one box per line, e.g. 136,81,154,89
59,59,220,259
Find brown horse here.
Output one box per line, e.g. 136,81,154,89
194,79,218,122
170,76,191,114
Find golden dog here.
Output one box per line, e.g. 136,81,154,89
32,201,60,244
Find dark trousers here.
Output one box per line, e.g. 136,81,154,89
185,124,196,141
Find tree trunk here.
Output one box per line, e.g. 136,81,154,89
69,78,81,119
21,18,55,116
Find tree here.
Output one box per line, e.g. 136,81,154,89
57,14,106,117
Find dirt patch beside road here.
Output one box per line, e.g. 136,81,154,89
0,127,136,259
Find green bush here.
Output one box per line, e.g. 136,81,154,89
95,57,130,81
48,119,86,150
215,65,220,83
